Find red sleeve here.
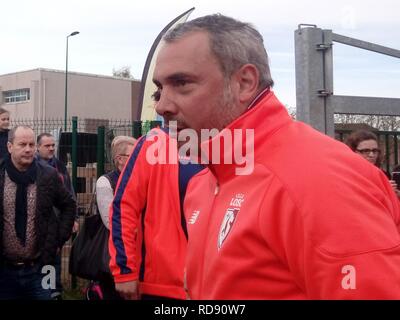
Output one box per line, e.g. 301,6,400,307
108,135,150,283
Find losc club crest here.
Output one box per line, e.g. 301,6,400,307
217,194,244,250
217,208,240,250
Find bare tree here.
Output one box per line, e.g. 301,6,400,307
334,114,400,131
112,66,133,79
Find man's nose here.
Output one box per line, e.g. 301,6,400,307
155,90,178,117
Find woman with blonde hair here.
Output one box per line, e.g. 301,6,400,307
97,135,136,229
94,135,136,299
0,108,10,159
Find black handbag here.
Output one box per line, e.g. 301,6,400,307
69,193,111,281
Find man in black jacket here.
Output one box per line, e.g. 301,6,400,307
0,126,76,300
36,132,78,300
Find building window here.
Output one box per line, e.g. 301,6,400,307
3,88,30,103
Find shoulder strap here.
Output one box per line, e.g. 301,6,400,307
103,170,119,193
86,171,118,217
86,189,97,217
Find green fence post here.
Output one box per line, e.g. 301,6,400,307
71,116,78,290
142,121,150,135
394,134,399,166
97,126,105,178
150,120,162,129
72,116,78,193
132,120,142,139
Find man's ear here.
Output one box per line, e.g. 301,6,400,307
7,141,12,154
234,64,259,104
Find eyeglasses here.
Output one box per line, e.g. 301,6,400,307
356,148,381,155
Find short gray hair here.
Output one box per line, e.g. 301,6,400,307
163,14,274,89
37,132,54,145
8,125,34,143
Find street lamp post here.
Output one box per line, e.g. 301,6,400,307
64,31,80,131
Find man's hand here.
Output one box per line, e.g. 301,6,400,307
115,281,139,300
72,220,79,233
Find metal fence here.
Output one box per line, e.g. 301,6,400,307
295,25,400,137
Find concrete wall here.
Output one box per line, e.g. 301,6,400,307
0,69,39,119
0,68,140,121
131,81,141,120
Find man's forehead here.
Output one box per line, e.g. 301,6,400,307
41,136,55,144
14,128,34,140
159,32,210,58
154,33,216,81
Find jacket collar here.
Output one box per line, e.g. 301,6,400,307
199,90,292,181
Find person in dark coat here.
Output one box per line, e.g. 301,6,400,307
0,126,76,300
0,108,10,160
36,132,78,300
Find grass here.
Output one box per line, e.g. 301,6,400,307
62,287,85,300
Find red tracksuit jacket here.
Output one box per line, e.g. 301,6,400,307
184,91,400,299
109,129,191,299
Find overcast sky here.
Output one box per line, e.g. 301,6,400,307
1,0,399,108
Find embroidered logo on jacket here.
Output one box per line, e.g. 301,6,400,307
217,194,244,250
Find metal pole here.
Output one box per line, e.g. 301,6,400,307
64,36,69,132
132,120,142,139
385,134,390,174
71,116,78,192
394,134,399,166
71,116,78,289
150,120,162,129
322,30,335,137
64,31,79,132
295,26,331,135
97,126,105,178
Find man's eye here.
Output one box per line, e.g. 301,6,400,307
175,79,187,86
152,90,161,102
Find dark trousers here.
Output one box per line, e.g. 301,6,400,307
51,252,63,298
0,263,52,300
99,275,122,300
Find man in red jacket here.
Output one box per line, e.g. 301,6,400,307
153,14,400,299
109,128,203,299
